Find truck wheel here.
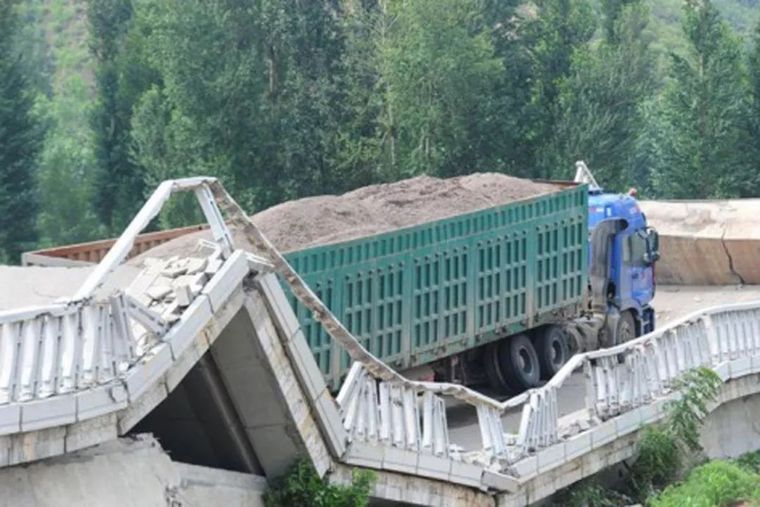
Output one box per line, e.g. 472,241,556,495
616,311,637,344
534,326,569,380
484,342,512,395
498,334,541,392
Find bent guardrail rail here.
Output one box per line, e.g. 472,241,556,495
511,302,760,459
206,180,760,482
333,299,760,488
0,178,257,435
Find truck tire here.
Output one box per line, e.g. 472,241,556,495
484,342,511,395
534,326,569,380
616,311,637,345
498,334,541,392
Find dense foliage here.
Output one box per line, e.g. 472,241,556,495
0,0,40,262
0,0,759,259
650,460,760,507
263,460,374,507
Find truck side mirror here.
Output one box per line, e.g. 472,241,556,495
644,228,660,264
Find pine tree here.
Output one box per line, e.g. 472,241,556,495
543,0,656,191
375,0,504,178
521,0,596,178
747,19,760,185
650,0,750,198
35,0,103,246
0,0,40,262
89,0,154,233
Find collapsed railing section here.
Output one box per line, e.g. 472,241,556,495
329,303,760,474
336,363,451,457
0,178,235,408
514,303,760,463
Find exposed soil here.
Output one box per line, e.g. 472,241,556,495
137,173,560,260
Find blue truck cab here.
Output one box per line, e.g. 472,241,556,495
588,187,659,341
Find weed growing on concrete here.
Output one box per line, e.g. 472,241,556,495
264,460,375,507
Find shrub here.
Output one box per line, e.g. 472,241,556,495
628,367,721,502
649,460,760,507
629,427,681,498
666,367,721,452
736,451,760,474
264,460,375,507
554,479,633,507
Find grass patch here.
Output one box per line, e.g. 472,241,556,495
649,460,760,507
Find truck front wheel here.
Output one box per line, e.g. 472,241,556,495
499,334,541,392
534,325,569,380
616,311,637,344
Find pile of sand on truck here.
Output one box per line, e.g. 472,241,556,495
135,173,561,261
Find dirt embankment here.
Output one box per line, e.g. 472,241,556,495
137,173,560,261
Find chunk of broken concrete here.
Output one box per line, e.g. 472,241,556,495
146,285,172,301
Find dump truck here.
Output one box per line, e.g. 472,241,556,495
281,163,658,392
23,163,659,394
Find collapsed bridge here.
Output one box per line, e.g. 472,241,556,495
2,178,760,506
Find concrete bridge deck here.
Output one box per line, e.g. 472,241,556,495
2,178,760,507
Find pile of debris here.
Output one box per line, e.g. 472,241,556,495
126,242,223,326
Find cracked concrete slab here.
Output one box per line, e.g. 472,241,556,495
641,200,760,285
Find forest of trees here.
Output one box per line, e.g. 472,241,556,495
0,0,759,262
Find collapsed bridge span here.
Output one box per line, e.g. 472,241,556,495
2,180,760,506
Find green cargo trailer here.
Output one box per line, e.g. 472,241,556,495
282,183,588,389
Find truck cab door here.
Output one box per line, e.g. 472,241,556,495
623,229,655,307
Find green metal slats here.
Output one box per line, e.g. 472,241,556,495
283,184,588,389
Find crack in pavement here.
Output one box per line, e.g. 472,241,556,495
720,227,746,286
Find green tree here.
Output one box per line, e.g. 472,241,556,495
520,0,597,178
35,0,103,246
475,0,534,176
326,3,386,191
543,1,656,191
130,0,355,226
375,0,504,178
0,0,40,262
748,19,760,179
89,0,156,233
649,0,750,198
601,0,640,42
